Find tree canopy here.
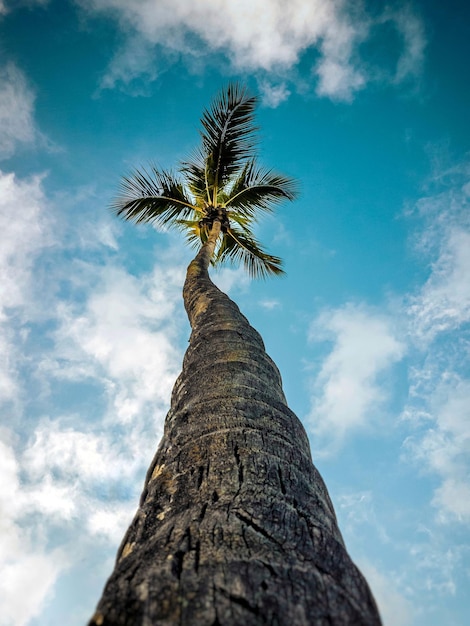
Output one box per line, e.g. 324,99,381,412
112,84,298,278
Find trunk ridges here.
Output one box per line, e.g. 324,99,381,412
89,255,382,625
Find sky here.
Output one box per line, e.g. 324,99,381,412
0,0,469,624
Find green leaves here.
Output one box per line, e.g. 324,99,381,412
111,167,196,229
200,83,258,196
111,84,298,279
181,84,258,206
224,159,298,218
217,226,285,278
174,216,284,278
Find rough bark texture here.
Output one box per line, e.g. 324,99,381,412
89,248,382,626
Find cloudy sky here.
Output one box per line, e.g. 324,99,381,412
0,0,469,624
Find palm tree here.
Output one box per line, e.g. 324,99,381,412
111,84,296,279
89,84,381,626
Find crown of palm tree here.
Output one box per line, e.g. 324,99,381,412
112,84,298,278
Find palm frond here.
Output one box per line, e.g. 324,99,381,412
111,166,196,228
174,218,210,249
224,160,298,219
111,84,298,279
200,83,258,196
223,211,253,230
215,225,284,278
180,149,209,205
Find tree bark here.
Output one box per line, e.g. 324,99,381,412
89,232,382,625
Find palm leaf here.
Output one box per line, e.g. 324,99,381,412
111,166,196,228
215,225,284,278
224,160,298,219
200,83,258,196
175,218,209,249
224,211,253,230
111,84,298,279
180,149,210,205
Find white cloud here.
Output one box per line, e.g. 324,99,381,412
48,262,183,423
408,227,470,341
0,254,186,622
315,57,365,100
357,560,413,626
306,163,470,527
337,491,390,545
77,0,425,102
0,168,71,625
0,549,63,626
402,166,470,523
407,170,470,342
433,478,470,522
392,7,426,82
0,64,37,158
23,421,139,485
308,304,405,449
334,488,462,624
19,418,149,546
259,298,280,310
79,0,332,71
0,170,52,404
0,439,66,626
211,265,251,295
259,81,290,108
0,171,51,309
314,12,367,100
0,326,16,402
100,35,158,92
404,376,470,523
334,490,415,624
0,0,49,12
0,419,143,625
0,161,189,624
408,541,460,597
87,502,135,543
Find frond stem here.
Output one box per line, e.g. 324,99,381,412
150,196,197,211
213,98,246,204
204,160,211,205
223,184,276,208
226,227,254,256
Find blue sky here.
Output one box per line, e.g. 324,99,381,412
0,1,469,624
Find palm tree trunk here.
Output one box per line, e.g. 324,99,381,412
89,221,382,625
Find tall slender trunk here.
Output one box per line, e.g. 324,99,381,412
89,222,382,625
